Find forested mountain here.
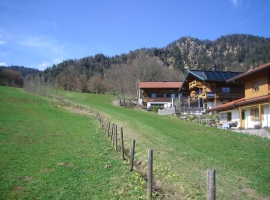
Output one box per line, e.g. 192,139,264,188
43,34,270,80
0,66,40,78
23,34,270,101
164,34,270,72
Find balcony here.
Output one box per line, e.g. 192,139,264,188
142,97,172,104
189,80,203,90
190,92,244,101
215,93,243,99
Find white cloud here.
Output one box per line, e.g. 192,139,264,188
0,34,6,45
0,62,7,66
20,37,66,56
230,0,242,7
39,62,49,70
19,36,67,70
0,40,6,45
53,58,63,64
230,0,237,6
20,37,52,48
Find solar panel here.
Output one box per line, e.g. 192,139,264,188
201,71,242,81
188,70,242,81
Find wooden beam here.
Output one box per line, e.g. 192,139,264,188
239,107,242,128
259,104,262,126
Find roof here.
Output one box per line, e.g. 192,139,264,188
140,81,182,89
206,98,245,112
226,62,270,83
206,95,270,112
187,70,242,81
179,70,242,91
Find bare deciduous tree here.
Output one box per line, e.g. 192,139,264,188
89,76,106,94
132,52,165,104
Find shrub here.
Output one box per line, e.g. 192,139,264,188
151,106,163,112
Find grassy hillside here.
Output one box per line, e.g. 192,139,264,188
58,90,270,199
1,87,269,199
0,87,145,199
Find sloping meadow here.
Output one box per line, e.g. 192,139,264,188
1,86,269,199
0,87,145,199
58,90,270,199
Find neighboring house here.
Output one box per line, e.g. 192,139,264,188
178,70,244,109
207,62,270,129
139,81,182,109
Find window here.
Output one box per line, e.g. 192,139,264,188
171,94,175,98
164,94,167,98
178,94,182,97
220,113,227,121
219,112,232,121
241,111,246,120
198,88,202,94
253,80,259,92
222,87,230,93
227,112,232,121
151,93,156,98
251,108,259,121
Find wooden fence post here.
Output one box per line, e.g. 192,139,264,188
100,115,103,128
121,127,125,160
207,169,216,200
147,149,153,199
115,124,117,151
107,122,111,137
112,123,115,147
111,123,114,141
129,140,135,171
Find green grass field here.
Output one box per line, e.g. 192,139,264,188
0,87,145,199
58,90,270,199
1,87,270,199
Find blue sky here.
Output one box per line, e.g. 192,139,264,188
0,0,269,70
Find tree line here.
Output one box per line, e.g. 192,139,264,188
24,52,183,104
3,34,270,104
0,68,24,87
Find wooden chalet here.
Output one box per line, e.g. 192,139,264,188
178,70,244,109
207,62,270,129
139,81,182,109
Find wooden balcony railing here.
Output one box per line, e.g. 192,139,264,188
190,92,243,101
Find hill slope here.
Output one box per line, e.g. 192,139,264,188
43,34,270,79
20,34,270,96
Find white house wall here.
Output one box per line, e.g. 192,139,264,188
207,101,226,109
232,110,240,126
243,105,270,129
218,104,270,129
219,109,240,127
262,105,269,128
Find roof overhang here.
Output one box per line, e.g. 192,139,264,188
227,62,270,83
140,81,182,89
206,95,270,112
